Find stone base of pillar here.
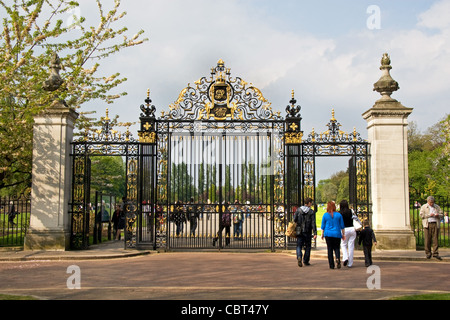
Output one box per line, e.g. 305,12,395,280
374,229,416,250
24,229,70,251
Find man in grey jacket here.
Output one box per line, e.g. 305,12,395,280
420,196,444,260
294,197,317,267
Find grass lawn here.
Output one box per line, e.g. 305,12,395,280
315,205,326,236
391,293,450,300
0,294,39,300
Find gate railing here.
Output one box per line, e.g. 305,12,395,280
410,196,449,248
0,194,31,247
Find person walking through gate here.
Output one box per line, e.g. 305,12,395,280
321,201,345,269
213,202,231,247
232,200,244,240
358,220,377,267
420,196,444,260
173,200,186,237
294,197,317,267
187,197,199,237
339,199,361,268
112,204,125,240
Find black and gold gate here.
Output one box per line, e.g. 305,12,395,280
70,111,140,250
69,59,371,251
139,60,287,250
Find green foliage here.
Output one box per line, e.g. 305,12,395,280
0,0,147,194
408,115,449,199
89,156,125,196
316,171,348,203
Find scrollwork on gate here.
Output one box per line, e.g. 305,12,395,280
161,59,283,121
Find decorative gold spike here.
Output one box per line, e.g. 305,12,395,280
331,109,336,121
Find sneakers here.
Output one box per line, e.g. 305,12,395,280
297,258,303,267
336,259,341,269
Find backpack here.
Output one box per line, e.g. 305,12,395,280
295,207,310,236
222,211,232,227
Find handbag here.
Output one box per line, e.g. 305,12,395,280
285,221,297,238
353,218,362,231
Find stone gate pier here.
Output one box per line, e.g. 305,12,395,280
362,53,416,250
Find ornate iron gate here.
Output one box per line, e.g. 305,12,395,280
69,59,371,251
139,60,287,250
70,111,140,249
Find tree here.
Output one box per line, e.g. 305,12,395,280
408,115,449,199
0,0,147,194
90,156,125,197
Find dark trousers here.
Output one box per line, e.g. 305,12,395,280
325,237,341,268
363,245,373,266
296,234,312,263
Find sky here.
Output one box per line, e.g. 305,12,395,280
70,0,449,181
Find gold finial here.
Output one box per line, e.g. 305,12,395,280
147,88,150,98
105,108,110,121
331,109,336,121
291,89,295,99
217,59,225,66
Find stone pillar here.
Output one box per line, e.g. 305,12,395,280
24,53,79,250
362,53,416,250
24,101,78,250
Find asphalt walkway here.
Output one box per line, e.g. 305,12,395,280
0,240,449,305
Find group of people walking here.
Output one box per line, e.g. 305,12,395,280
294,197,377,269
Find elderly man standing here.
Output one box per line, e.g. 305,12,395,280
420,196,444,260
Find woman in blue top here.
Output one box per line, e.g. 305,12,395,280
321,201,346,269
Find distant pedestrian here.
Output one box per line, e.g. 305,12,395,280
232,200,244,240
321,201,345,269
213,202,231,247
187,197,199,237
8,202,17,226
358,221,377,267
111,204,125,240
173,200,186,237
420,196,444,260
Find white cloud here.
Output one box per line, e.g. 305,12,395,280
417,0,450,29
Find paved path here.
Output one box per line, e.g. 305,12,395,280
0,241,449,304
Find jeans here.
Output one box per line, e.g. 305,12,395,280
296,234,312,263
341,227,356,267
234,221,243,239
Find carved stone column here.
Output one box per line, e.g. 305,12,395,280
362,53,416,250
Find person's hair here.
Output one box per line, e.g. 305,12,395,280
339,199,351,213
326,201,336,213
363,220,370,227
427,196,435,203
304,197,313,205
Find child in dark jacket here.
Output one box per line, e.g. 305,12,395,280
358,221,377,267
